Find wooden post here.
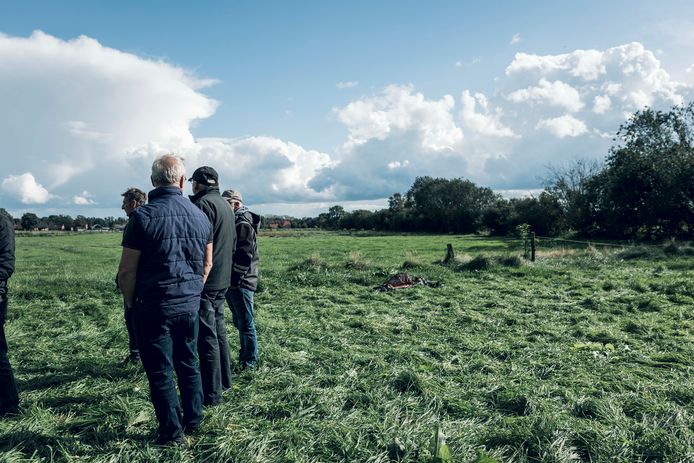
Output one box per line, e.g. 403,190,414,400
444,243,455,264
530,232,536,262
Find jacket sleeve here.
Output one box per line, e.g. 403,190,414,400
0,215,16,280
230,221,254,287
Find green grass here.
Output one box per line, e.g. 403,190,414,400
1,231,693,462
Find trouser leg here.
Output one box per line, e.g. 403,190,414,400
198,290,222,406
170,312,203,430
124,303,139,358
213,289,232,389
227,287,258,367
0,288,19,414
135,312,182,443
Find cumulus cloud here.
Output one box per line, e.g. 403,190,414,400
336,84,462,151
507,78,584,112
1,173,52,204
1,32,692,214
0,31,332,210
311,41,692,197
592,95,612,114
72,190,96,205
460,90,517,137
336,81,359,89
536,115,588,138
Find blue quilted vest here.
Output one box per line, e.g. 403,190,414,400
131,186,212,317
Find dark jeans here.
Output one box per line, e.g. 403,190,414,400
134,309,203,443
124,302,139,358
226,287,258,367
198,288,232,406
0,283,19,414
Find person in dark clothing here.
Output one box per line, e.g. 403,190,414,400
118,155,212,445
0,212,19,416
189,166,236,406
222,189,260,370
120,187,147,363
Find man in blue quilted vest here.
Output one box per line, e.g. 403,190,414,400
118,154,213,445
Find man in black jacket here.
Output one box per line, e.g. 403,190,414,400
189,166,235,405
0,212,19,416
222,189,260,370
120,187,147,363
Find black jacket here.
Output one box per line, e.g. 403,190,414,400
231,207,260,291
190,186,236,291
0,214,15,281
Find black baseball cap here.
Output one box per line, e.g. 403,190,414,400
189,166,219,186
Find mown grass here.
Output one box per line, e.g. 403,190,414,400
1,231,693,462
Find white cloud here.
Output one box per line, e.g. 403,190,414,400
72,190,96,205
336,84,463,152
536,115,588,138
510,33,521,45
507,78,584,112
0,31,217,208
189,136,334,203
2,32,692,215
460,90,517,137
387,160,410,169
1,173,52,204
336,81,359,89
592,95,612,114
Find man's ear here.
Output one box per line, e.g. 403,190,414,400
178,176,185,190
150,175,156,187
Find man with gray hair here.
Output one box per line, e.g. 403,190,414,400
222,189,260,370
118,154,212,445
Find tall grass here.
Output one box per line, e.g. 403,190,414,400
0,232,692,462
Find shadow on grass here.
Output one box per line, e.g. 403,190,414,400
17,359,138,391
0,430,150,459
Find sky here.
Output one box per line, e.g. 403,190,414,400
2,0,694,218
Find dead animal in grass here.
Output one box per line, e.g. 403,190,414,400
374,272,441,291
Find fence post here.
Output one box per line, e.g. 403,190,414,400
444,244,455,264
530,232,536,262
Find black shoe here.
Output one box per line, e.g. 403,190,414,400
156,436,184,447
122,354,140,365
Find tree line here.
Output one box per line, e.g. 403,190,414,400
314,103,694,240
0,211,128,231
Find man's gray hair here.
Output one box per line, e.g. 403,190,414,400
151,154,186,186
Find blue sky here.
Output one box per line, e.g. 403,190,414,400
2,1,694,217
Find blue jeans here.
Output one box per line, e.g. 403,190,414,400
134,309,203,443
226,287,258,367
198,289,232,406
0,282,19,414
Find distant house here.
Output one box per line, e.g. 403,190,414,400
91,224,105,231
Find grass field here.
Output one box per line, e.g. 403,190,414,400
0,231,692,462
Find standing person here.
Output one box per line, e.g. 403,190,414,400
120,187,147,363
222,190,260,370
118,154,212,445
189,167,235,406
0,212,19,416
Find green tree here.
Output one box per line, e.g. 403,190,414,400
591,104,694,239
21,212,39,230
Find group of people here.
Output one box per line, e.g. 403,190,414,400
1,154,261,446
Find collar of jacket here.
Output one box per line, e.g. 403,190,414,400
189,185,220,203
148,186,183,202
